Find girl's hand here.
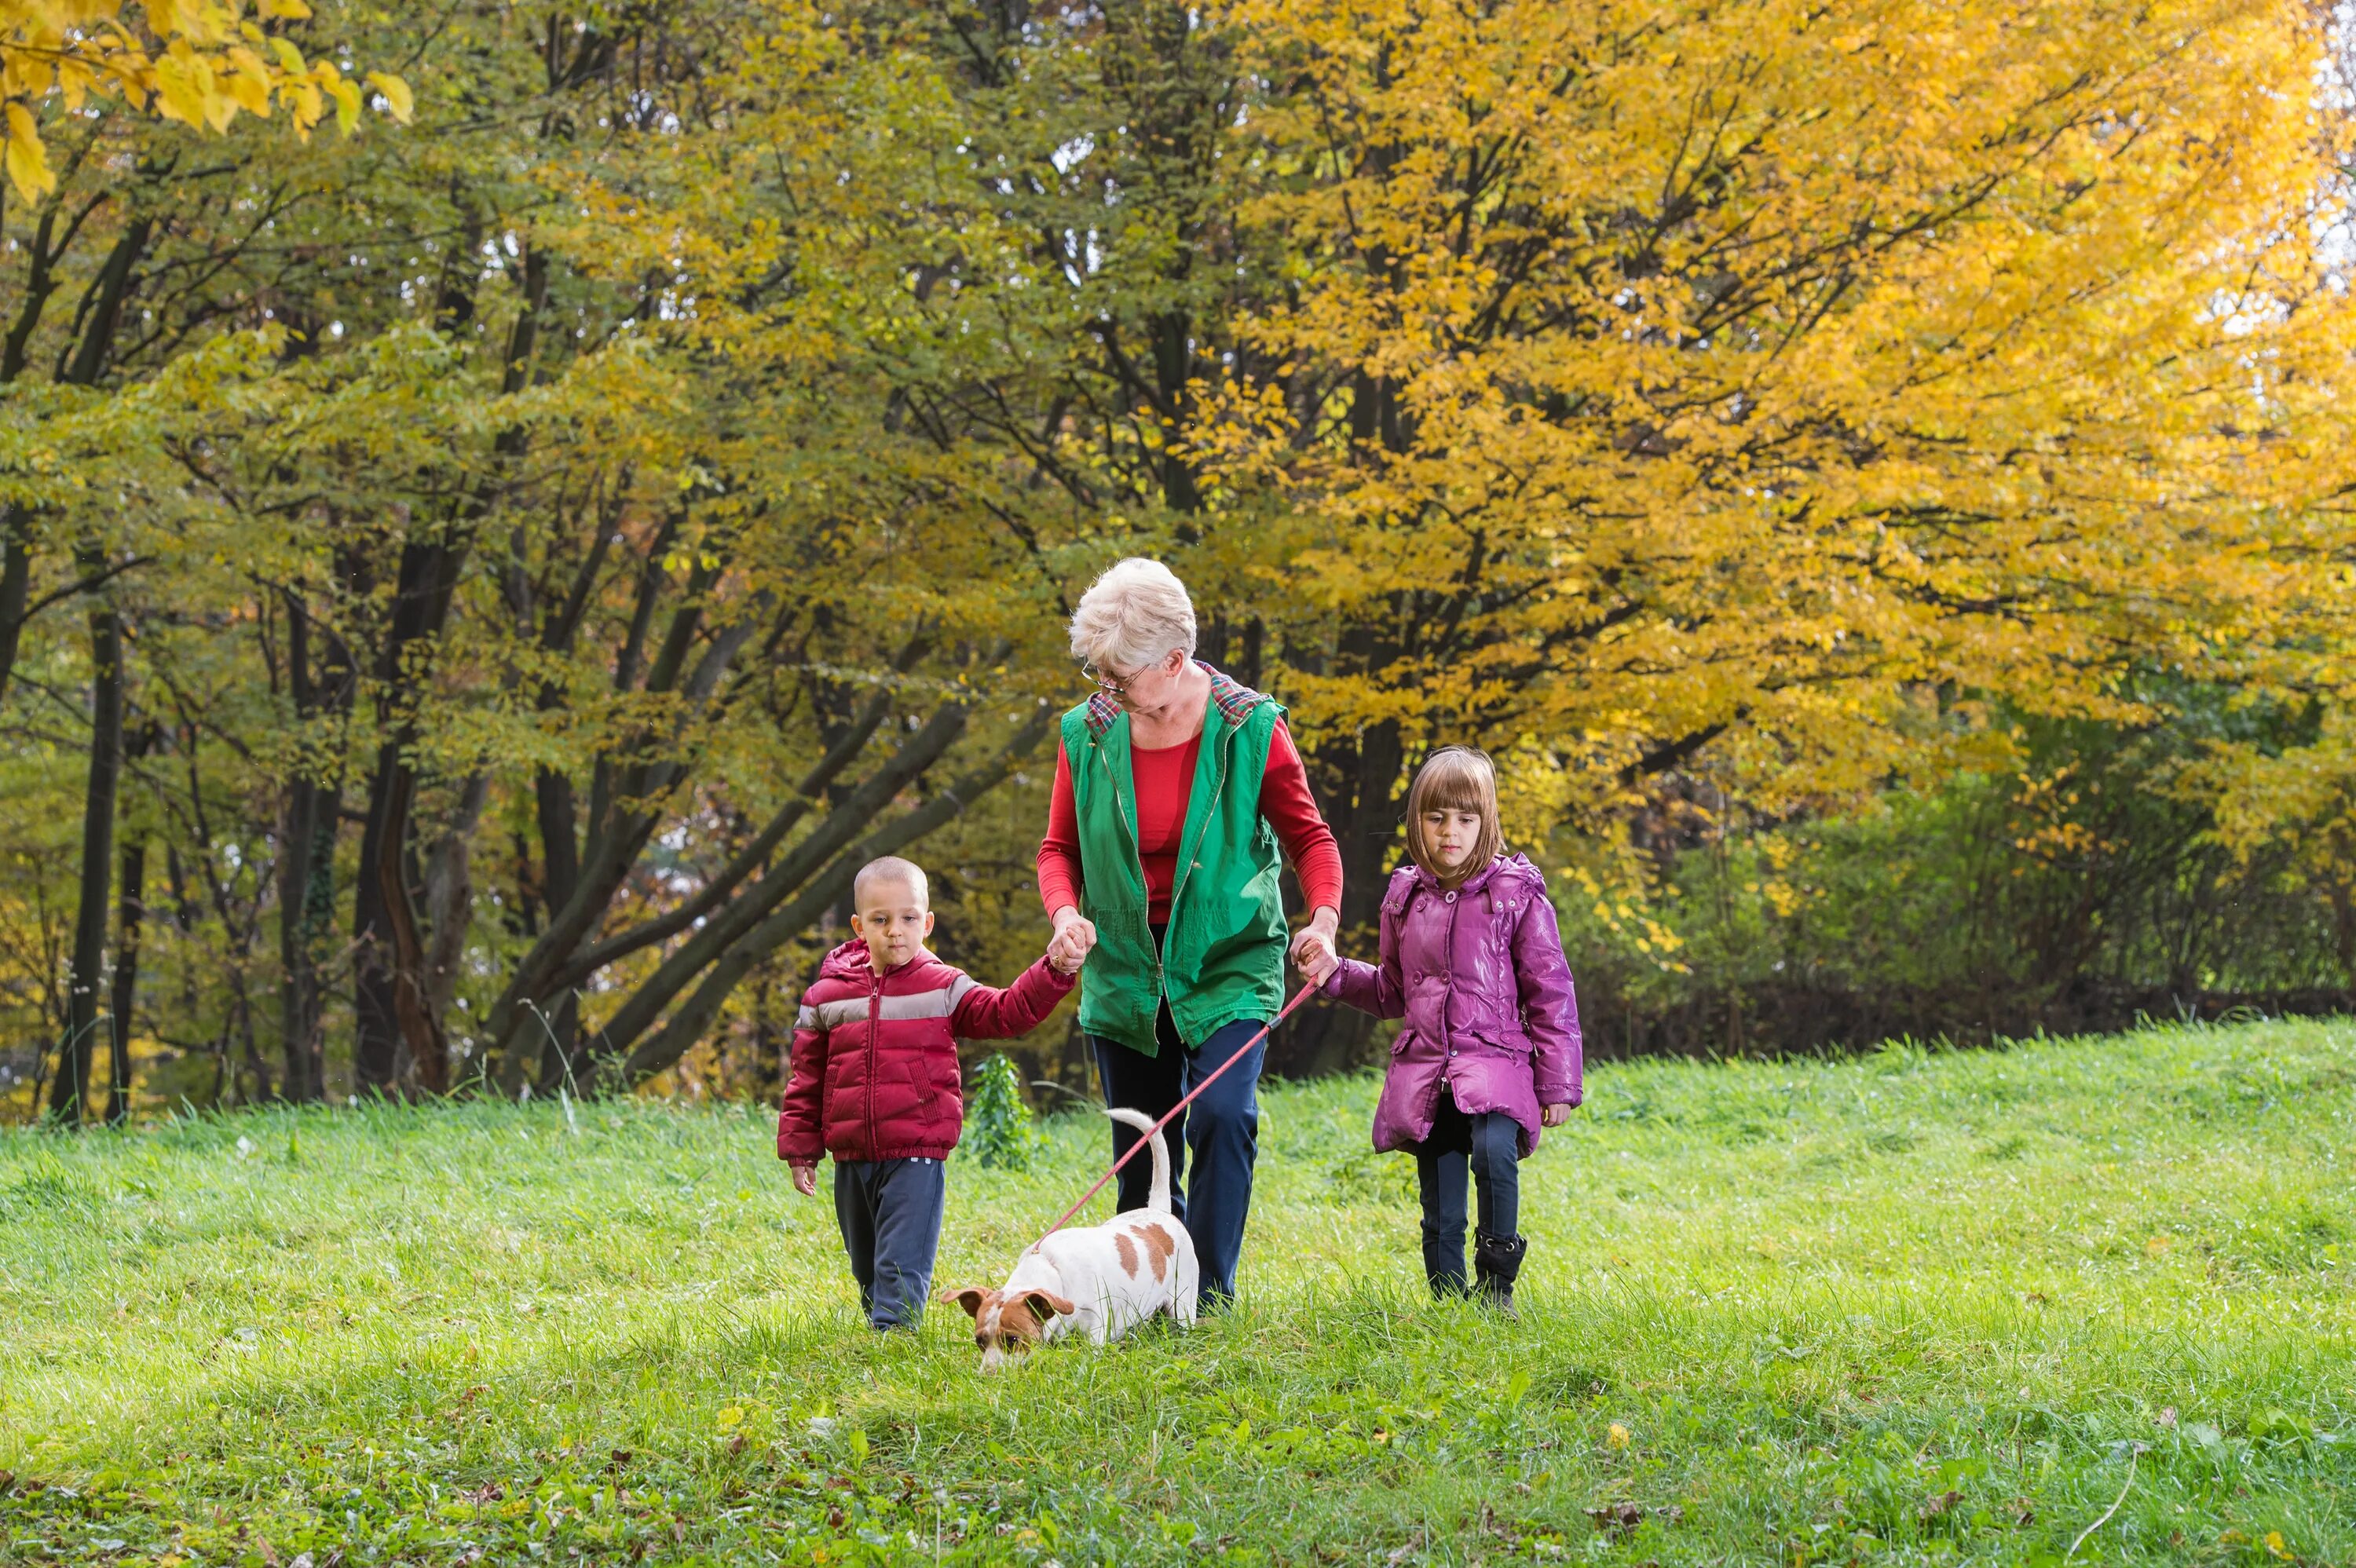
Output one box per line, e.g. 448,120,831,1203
789,1161,818,1196
1540,1102,1575,1128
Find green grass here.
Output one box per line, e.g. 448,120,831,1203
2,1021,2351,1566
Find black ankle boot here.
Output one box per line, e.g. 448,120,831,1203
1472,1230,1527,1318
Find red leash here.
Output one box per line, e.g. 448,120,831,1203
1029,979,1323,1253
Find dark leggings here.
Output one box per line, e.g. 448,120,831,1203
1412,1086,1521,1291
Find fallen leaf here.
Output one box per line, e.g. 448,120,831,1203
1586,1501,1646,1535
1919,1490,1962,1520
2157,1407,2177,1428
1607,1423,1631,1449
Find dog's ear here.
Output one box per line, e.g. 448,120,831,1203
942,1287,990,1318
1019,1289,1076,1323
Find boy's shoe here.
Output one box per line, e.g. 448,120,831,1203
1472,1230,1527,1319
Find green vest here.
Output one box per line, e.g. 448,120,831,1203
1061,667,1289,1055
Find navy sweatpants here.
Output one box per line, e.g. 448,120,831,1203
831,1157,946,1330
1092,1001,1268,1308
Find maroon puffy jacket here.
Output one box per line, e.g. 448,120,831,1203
777,940,1074,1164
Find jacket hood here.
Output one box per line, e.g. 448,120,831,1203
1409,851,1546,897
818,938,874,984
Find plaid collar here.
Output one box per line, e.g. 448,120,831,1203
1085,660,1267,739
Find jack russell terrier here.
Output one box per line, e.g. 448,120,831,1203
946,1108,1198,1371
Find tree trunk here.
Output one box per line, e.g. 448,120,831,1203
616,704,1053,1086
50,561,125,1123
423,774,489,1084
581,698,981,1079
38,214,152,1121
276,774,335,1102
353,748,445,1094
102,832,145,1125
275,579,354,1102
353,243,548,1095
0,506,29,710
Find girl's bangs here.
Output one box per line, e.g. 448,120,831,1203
1414,755,1494,814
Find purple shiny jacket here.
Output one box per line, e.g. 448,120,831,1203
1323,854,1583,1157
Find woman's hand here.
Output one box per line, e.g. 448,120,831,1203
1290,908,1341,987
789,1160,818,1196
1048,906,1097,973
1540,1102,1575,1128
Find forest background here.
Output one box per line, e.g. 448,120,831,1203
5,0,2356,1124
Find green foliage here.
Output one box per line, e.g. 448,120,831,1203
2,1022,2352,1563
962,1052,1040,1171
1565,698,2354,1054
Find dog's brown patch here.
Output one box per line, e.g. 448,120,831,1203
993,1299,1047,1347
1138,1223,1176,1282
1115,1232,1140,1277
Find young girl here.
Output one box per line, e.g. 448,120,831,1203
1312,747,1582,1312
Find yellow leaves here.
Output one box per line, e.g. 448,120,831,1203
1209,0,2356,856
3,101,49,196
366,70,412,124
150,45,216,130
1,1,415,200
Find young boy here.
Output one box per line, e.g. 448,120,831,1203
778,855,1084,1330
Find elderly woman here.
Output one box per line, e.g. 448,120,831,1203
1039,557,1343,1310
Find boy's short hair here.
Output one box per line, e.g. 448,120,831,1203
1404,747,1504,884
853,856,930,909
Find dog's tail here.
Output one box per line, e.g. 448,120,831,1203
1105,1107,1172,1213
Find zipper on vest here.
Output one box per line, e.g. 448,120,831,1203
1096,740,1162,993
865,974,882,1156
1166,719,1231,934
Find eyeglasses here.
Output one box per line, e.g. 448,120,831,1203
1083,662,1134,697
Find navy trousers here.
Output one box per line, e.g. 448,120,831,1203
831,1156,946,1330
1092,1001,1268,1308
1411,1085,1522,1292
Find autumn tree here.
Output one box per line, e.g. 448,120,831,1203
5,0,2353,1117
1176,0,2356,1066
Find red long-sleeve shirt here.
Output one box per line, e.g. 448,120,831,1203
1037,718,1344,924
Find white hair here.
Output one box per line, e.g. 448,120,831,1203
1068,557,1198,673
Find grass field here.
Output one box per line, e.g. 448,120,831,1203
2,1020,2351,1566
